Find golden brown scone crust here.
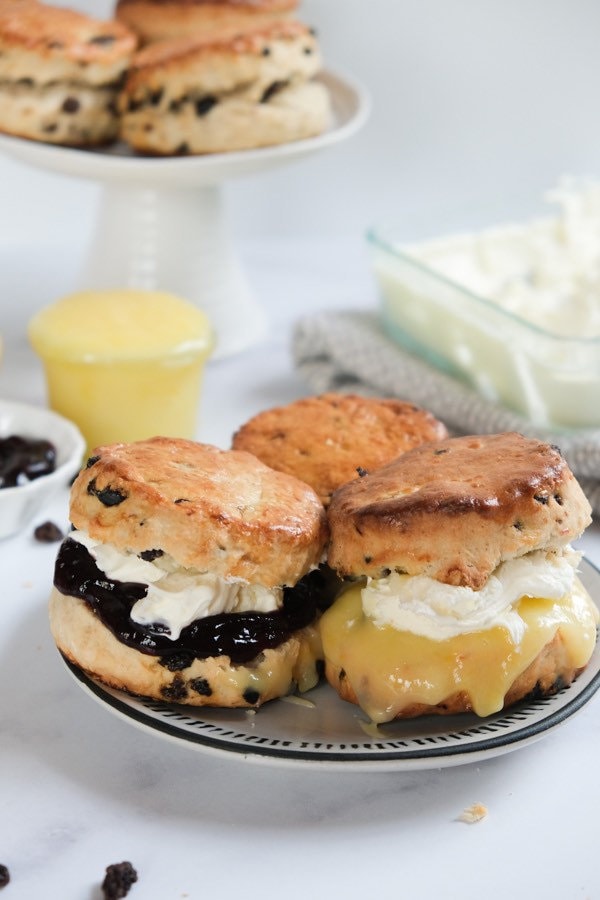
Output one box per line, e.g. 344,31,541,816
0,0,136,145
51,588,320,707
232,393,448,506
70,437,328,588
327,432,592,589
0,0,136,83
326,630,583,719
117,20,329,154
115,0,298,46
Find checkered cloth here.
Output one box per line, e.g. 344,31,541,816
293,310,600,515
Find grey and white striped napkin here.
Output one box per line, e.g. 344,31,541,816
293,310,600,515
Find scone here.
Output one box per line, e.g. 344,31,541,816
0,0,137,146
118,20,330,154
50,437,329,708
232,393,448,506
321,432,598,723
115,0,298,46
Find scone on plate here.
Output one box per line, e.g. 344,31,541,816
115,0,299,46
0,0,137,146
232,392,448,506
50,437,328,708
321,432,598,723
118,20,330,154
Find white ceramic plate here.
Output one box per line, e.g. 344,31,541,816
62,558,600,770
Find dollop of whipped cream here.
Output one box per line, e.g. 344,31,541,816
408,178,600,337
71,530,281,640
361,547,581,643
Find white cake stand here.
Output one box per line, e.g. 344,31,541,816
0,70,369,358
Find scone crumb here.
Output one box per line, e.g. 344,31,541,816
458,802,488,824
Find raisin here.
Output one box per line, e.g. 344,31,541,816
87,478,127,506
190,677,212,696
62,96,80,114
149,88,163,106
101,861,138,899
195,95,217,116
160,677,188,701
42,123,58,133
260,80,288,103
176,142,189,154
356,466,368,477
0,864,9,888
533,494,549,504
33,520,64,543
243,688,260,705
159,652,194,672
139,549,163,561
86,455,100,468
89,34,116,46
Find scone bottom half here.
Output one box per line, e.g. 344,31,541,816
50,437,330,708
320,432,598,723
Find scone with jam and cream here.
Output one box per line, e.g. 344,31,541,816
115,0,299,46
321,432,598,723
0,0,136,146
50,437,328,708
232,392,448,507
118,20,330,154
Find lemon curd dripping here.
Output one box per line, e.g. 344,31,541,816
320,580,598,723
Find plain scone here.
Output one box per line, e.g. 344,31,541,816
118,20,330,154
0,0,136,146
233,392,448,506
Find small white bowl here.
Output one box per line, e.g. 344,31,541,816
0,399,85,539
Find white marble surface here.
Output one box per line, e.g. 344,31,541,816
1,233,600,900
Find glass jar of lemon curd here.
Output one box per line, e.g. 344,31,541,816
29,289,214,453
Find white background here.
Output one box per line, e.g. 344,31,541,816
2,0,600,248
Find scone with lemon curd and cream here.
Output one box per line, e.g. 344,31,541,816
233,392,448,507
115,0,299,45
321,432,598,723
50,437,328,708
0,0,136,146
118,20,329,154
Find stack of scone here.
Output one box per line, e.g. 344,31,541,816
118,18,330,155
0,0,137,146
48,393,598,722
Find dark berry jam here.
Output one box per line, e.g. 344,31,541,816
0,435,56,488
54,538,327,665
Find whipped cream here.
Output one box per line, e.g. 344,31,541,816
408,178,600,338
361,548,581,643
71,531,281,641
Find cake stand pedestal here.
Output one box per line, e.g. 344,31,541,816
0,70,369,358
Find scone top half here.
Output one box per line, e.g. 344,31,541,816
115,0,299,46
328,432,591,588
71,436,327,587
232,392,448,507
120,19,322,113
0,0,137,87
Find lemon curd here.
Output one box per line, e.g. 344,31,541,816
29,290,213,452
320,580,598,723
